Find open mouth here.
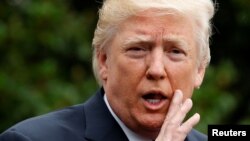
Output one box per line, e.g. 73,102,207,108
142,93,167,105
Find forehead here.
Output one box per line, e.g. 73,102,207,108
121,10,193,32
116,10,195,46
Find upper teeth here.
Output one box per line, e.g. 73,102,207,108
147,99,160,104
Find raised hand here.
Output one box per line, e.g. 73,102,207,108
155,90,200,141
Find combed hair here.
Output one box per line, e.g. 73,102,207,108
92,0,216,85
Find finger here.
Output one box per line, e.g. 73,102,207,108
165,90,183,120
156,105,197,141
168,113,200,141
156,113,199,141
159,98,193,137
171,98,193,125
157,90,183,136
180,113,200,134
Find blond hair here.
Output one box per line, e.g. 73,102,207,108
92,0,216,85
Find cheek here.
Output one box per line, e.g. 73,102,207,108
167,64,196,96
105,58,146,111
112,58,146,85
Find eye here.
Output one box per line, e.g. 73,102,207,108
171,48,182,54
125,46,148,58
129,47,145,51
167,47,186,61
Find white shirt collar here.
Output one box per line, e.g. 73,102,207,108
104,94,152,141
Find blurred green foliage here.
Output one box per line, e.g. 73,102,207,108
0,0,99,131
0,0,250,134
191,60,238,133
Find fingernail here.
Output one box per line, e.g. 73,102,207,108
194,113,200,120
181,98,193,111
173,90,183,102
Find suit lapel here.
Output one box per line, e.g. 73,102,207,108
84,88,129,141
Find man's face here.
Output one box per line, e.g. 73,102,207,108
98,11,205,137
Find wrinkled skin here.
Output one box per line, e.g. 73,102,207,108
98,10,205,140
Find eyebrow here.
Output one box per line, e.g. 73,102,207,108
163,35,189,50
122,35,154,47
122,33,190,51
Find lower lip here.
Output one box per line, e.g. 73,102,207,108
142,98,168,111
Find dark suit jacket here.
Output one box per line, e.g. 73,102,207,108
0,88,207,141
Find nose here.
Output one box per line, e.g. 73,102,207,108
146,49,167,80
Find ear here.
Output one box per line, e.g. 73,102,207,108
194,65,206,88
97,51,108,83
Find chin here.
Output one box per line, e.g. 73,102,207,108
144,119,163,130
130,111,166,137
138,115,164,132
137,122,162,139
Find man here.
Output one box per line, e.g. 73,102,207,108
0,0,215,140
